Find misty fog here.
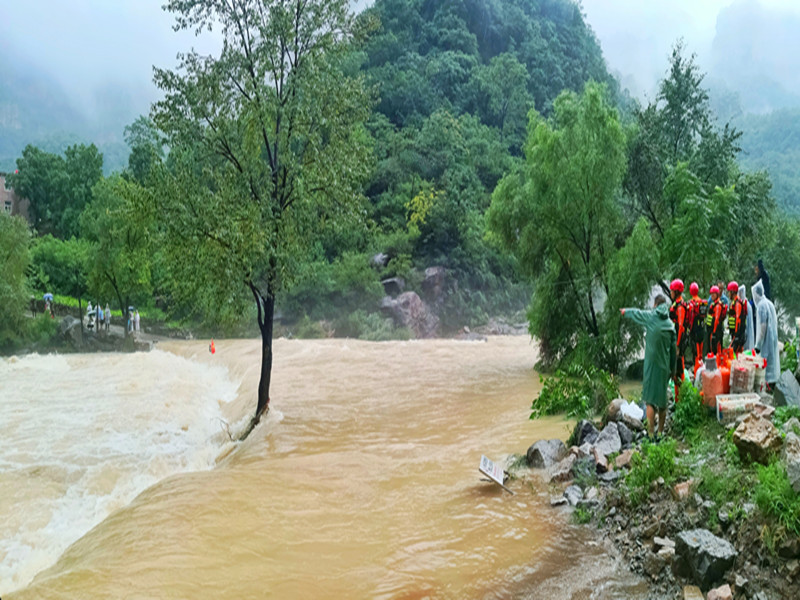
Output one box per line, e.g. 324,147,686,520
2,0,799,171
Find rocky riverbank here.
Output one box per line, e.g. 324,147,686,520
513,384,800,600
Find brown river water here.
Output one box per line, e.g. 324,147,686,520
2,336,649,599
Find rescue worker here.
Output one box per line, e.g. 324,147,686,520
688,282,708,371
727,281,747,354
621,296,677,441
706,285,727,358
668,279,689,399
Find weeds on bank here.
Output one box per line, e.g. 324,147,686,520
572,506,593,524
672,380,708,439
774,406,800,432
531,364,619,419
626,439,683,507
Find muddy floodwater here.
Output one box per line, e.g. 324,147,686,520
2,337,648,599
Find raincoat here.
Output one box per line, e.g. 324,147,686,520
738,285,755,351
624,304,677,409
753,280,780,383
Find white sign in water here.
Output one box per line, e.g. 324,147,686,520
479,455,514,494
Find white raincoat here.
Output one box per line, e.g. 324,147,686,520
753,280,780,382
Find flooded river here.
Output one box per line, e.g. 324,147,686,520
2,337,647,599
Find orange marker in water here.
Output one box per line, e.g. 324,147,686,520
209,339,216,354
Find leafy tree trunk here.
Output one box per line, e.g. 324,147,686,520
239,281,275,441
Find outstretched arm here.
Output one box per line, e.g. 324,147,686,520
621,308,650,327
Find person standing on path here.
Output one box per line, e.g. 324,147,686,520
105,304,111,331
134,309,140,333
621,295,677,440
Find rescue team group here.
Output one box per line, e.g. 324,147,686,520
620,264,779,440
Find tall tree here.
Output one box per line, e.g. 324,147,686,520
151,0,373,438
7,143,103,238
81,176,153,334
487,82,639,370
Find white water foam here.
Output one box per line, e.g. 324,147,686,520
0,349,239,594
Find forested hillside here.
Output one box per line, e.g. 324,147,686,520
341,0,620,326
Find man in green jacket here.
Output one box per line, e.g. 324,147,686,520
621,295,677,440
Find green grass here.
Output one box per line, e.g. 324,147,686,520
572,506,593,524
755,461,800,536
625,438,684,507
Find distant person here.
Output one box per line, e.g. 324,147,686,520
105,304,111,331
127,307,134,333
754,259,771,300
621,295,677,441
753,280,780,388
30,295,37,318
96,303,103,331
134,309,141,333
717,280,730,307
43,292,54,318
86,301,95,330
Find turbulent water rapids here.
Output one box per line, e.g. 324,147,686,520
1,337,649,599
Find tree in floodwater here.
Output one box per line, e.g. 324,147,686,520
150,0,374,439
487,82,658,372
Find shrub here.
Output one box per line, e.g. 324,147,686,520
783,339,798,375
755,462,800,536
293,316,328,339
530,364,619,419
336,310,411,341
25,314,59,345
626,439,682,507
672,380,708,438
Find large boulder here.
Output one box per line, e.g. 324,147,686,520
733,414,782,464
617,422,634,449
782,432,800,494
548,454,576,483
674,529,737,588
526,439,567,469
420,266,447,303
380,277,405,297
594,422,622,458
570,419,599,446
774,370,800,408
380,292,439,338
59,315,83,349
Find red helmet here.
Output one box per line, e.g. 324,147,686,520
710,285,720,294
727,281,739,293
689,282,699,295
670,279,684,292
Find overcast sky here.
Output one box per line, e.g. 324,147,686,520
582,0,800,100
1,0,798,118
